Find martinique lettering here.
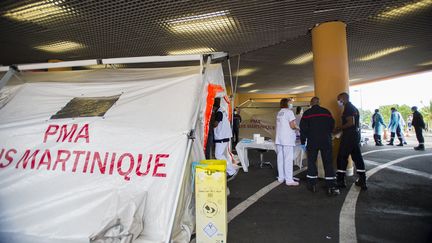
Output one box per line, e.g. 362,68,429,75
0,123,170,181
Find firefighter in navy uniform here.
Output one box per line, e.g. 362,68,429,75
335,92,367,190
411,106,426,151
300,97,340,196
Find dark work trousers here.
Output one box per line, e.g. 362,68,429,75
390,125,403,144
373,134,382,145
307,146,337,188
337,130,366,177
414,126,425,144
232,128,239,149
205,131,214,159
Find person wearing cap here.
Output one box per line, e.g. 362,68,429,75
275,98,299,186
411,106,426,151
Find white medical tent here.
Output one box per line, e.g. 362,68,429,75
0,54,229,243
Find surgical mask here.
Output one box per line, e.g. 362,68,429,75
288,104,293,109
337,100,344,107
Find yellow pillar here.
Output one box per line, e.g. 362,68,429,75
311,21,353,176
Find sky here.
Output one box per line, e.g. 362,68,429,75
349,70,432,111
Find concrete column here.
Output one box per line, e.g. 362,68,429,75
311,21,353,176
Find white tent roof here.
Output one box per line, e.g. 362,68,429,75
0,62,226,243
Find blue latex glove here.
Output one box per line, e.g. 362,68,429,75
300,144,307,151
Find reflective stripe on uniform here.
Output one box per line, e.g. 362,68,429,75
306,175,318,178
325,177,336,180
337,170,346,173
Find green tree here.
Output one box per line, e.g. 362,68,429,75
378,105,393,125
398,104,412,123
378,104,412,125
420,100,432,131
359,108,372,126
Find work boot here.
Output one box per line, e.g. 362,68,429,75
387,138,394,145
397,143,403,146
327,187,340,196
354,174,367,191
307,184,317,193
227,170,238,182
336,173,346,189
373,134,378,145
414,144,425,151
377,136,384,146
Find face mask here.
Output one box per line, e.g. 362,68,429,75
337,100,344,107
288,104,293,109
234,111,237,115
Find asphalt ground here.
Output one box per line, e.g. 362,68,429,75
226,135,432,243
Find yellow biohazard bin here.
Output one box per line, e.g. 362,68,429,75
195,160,227,243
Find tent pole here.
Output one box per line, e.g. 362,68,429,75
227,57,234,126
237,98,252,108
14,55,205,71
233,54,240,97
164,136,194,243
17,60,98,71
0,68,16,91
165,54,210,243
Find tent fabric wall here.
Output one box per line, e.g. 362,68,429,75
0,64,226,243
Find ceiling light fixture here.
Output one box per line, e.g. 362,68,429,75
239,83,255,88
292,85,310,90
418,60,432,66
168,47,214,55
248,89,260,93
378,0,432,19
285,52,313,65
34,41,84,53
3,0,73,24
165,10,235,34
357,46,410,61
235,68,258,77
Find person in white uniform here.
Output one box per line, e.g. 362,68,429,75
275,98,299,186
213,97,238,181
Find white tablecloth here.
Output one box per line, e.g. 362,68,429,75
235,139,304,172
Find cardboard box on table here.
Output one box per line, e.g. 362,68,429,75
195,160,227,243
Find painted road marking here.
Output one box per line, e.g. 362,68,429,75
228,167,307,223
361,147,412,156
339,153,432,243
365,159,432,180
227,148,398,223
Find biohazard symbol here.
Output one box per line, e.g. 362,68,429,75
202,201,218,218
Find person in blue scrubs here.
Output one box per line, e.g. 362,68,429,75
371,109,386,146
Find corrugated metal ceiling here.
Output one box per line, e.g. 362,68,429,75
1,0,431,93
